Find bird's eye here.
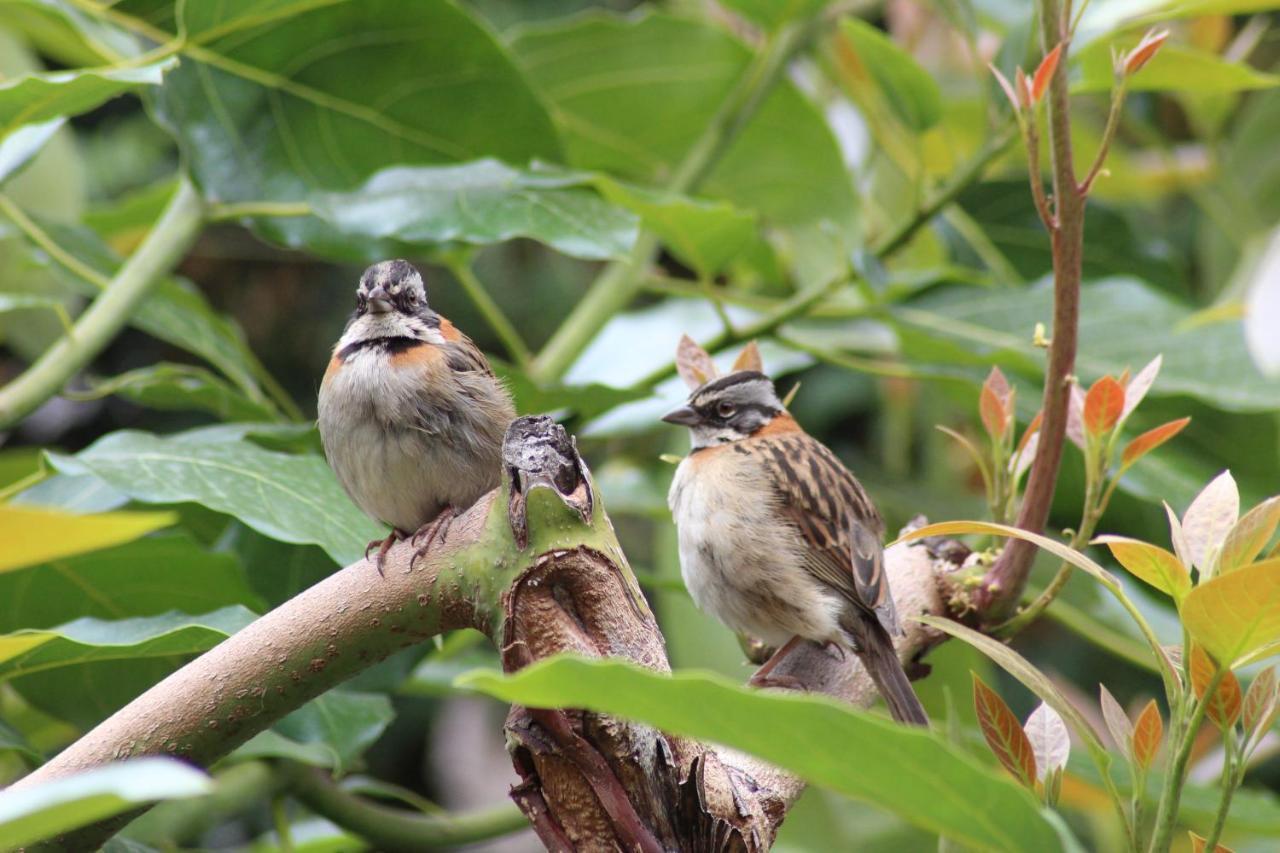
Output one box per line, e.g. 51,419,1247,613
717,401,737,418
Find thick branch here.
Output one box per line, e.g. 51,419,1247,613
974,1,1082,621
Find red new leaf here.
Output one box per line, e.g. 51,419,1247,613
1132,699,1163,770
1084,376,1125,437
979,367,1012,441
1243,666,1279,748
1190,644,1242,730
1031,43,1063,103
1125,29,1170,77
1120,417,1191,471
973,673,1036,788
1189,831,1235,852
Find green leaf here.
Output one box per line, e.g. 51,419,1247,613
151,0,560,257
894,278,1280,413
235,690,393,775
0,504,174,574
1182,559,1280,665
311,160,638,261
458,656,1068,852
837,19,943,131
47,429,383,565
1075,40,1280,94
492,361,648,423
0,533,263,632
510,12,857,229
77,364,280,422
1092,536,1192,601
0,60,174,135
0,758,210,851
0,0,141,67
0,716,40,763
0,117,64,186
717,0,826,30
0,606,255,681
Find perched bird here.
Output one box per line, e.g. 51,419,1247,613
318,260,516,571
664,338,927,725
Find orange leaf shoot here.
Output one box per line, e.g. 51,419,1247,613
1084,375,1125,437
1190,644,1242,730
1031,43,1063,103
1125,29,1170,76
1132,699,1163,769
973,673,1037,788
1120,417,1191,471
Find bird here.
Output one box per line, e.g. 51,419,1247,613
318,259,516,572
663,338,928,725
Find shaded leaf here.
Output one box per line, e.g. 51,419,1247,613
235,690,393,775
973,673,1037,788
1190,644,1242,729
1024,702,1069,782
1132,699,1163,770
0,504,173,574
154,0,560,258
837,18,944,131
1218,496,1280,574
1243,666,1278,749
1076,39,1279,93
48,430,383,565
0,758,210,851
459,657,1068,851
492,362,648,423
0,60,173,135
1183,471,1240,575
0,607,254,681
1093,536,1191,600
1120,418,1191,472
1182,559,1280,665
718,0,825,31
0,717,40,763
1066,384,1087,449
79,364,279,422
1084,375,1125,437
675,333,718,390
1121,355,1163,421
1188,831,1234,853
311,160,638,261
1099,684,1134,759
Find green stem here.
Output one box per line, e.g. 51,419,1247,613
443,253,533,368
530,20,814,382
272,794,295,852
283,763,529,852
1202,730,1238,852
1149,670,1224,853
206,200,311,221
0,179,205,428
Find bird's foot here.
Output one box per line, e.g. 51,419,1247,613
410,506,457,568
365,531,401,578
747,635,808,691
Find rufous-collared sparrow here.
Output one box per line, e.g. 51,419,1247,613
318,260,516,572
663,337,927,725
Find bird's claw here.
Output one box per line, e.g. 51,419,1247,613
410,506,457,569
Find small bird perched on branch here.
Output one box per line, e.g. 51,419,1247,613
318,259,515,572
663,337,928,725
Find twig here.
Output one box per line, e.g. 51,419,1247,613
1148,669,1224,853
1079,82,1127,196
0,180,206,428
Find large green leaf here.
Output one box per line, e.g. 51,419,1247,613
78,363,280,422
234,690,394,774
311,160,638,261
1074,41,1280,94
0,59,173,135
0,758,210,851
458,657,1070,852
1182,559,1280,665
47,429,382,565
0,607,254,681
893,278,1280,412
717,0,826,30
509,12,857,230
0,0,141,67
0,533,263,632
837,19,943,132
148,0,560,257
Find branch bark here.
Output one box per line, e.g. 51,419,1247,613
8,417,958,851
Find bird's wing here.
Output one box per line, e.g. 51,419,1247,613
755,432,898,632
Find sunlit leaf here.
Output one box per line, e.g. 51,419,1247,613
1183,559,1280,665
1183,470,1240,576
1092,536,1191,600
458,657,1069,851
0,504,173,574
1084,376,1125,437
973,673,1037,788
1165,501,1192,569
1121,355,1163,420
1132,699,1163,770
0,117,64,186
0,60,174,135
1023,702,1069,782
1076,39,1279,93
1099,684,1134,759
1120,418,1191,472
1218,496,1280,574
0,758,210,851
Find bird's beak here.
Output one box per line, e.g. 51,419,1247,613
367,285,394,314
661,405,701,427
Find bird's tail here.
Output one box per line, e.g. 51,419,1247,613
853,620,929,726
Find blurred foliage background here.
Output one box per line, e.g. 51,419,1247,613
0,0,1278,850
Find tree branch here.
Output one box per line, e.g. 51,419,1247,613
0,179,205,428
7,416,957,851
